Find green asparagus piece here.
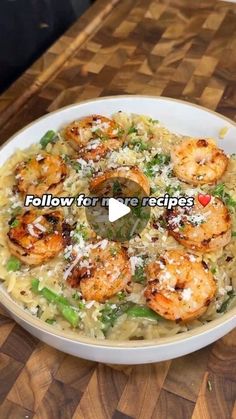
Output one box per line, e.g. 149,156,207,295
40,130,57,149
217,292,236,313
126,305,161,321
100,302,133,332
100,302,161,333
58,304,79,328
31,279,80,327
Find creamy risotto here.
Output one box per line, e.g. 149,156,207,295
0,112,235,340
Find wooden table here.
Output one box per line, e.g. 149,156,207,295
0,0,235,417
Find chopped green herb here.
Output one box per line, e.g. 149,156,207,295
77,301,85,310
112,180,122,195
109,246,118,257
156,216,167,229
165,184,182,195
85,167,95,178
40,130,57,149
93,128,109,142
117,291,126,301
72,292,85,310
144,153,170,177
10,219,20,228
72,292,80,300
210,266,217,275
232,232,236,237
225,195,236,208
128,125,138,135
212,183,224,197
117,128,125,137
100,302,133,333
131,204,149,221
150,186,159,194
45,318,56,325
212,183,236,209
149,118,159,124
133,265,146,284
72,161,82,172
100,134,109,142
6,256,21,272
72,293,85,309
73,223,89,241
64,155,87,174
130,138,149,151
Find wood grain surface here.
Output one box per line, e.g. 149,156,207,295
0,0,235,418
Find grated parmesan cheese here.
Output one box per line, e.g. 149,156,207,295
182,288,192,301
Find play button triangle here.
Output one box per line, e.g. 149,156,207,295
108,198,131,222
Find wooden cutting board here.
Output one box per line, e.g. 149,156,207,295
0,1,235,418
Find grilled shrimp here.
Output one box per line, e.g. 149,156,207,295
7,210,70,265
144,250,216,322
90,166,150,196
15,153,67,197
63,115,123,161
171,138,228,185
166,197,231,252
67,241,131,302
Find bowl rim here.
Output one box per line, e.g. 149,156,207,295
0,94,235,349
1,289,235,348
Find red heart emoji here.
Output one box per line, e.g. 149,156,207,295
198,193,211,207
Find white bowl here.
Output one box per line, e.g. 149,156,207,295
0,96,235,364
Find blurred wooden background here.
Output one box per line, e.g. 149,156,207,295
0,0,93,93
0,0,235,418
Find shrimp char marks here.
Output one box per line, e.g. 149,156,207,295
144,250,216,322
15,152,67,197
7,210,71,265
90,166,150,196
166,197,231,252
171,138,228,185
65,240,132,303
63,115,123,161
